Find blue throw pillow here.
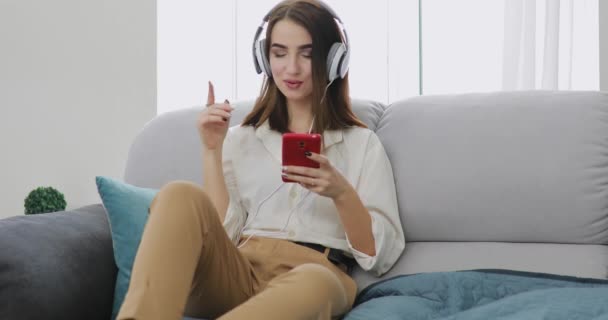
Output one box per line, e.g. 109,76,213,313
95,176,158,320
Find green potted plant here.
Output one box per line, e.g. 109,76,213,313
24,186,67,215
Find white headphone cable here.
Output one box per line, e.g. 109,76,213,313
236,182,284,248
237,187,313,249
319,78,335,104
238,105,319,249
308,115,316,134
279,189,312,233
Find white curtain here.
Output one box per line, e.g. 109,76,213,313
502,0,598,91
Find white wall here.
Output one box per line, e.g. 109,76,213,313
601,0,608,91
0,0,156,218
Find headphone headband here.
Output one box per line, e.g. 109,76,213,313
252,0,350,82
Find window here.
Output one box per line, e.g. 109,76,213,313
158,0,599,114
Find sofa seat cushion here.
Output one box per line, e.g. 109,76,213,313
353,241,608,291
347,270,608,320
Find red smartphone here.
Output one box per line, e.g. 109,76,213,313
282,133,322,183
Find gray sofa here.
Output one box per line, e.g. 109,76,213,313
2,90,608,320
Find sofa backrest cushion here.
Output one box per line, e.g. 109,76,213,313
0,205,116,320
377,91,608,244
124,99,385,189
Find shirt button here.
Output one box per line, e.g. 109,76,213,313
290,189,298,199
288,230,296,237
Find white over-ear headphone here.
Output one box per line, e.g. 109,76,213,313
252,0,350,84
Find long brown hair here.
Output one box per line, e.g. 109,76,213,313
242,0,366,133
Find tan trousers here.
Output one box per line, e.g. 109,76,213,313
117,181,357,320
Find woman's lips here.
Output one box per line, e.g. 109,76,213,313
284,80,303,89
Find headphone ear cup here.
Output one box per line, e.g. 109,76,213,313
254,39,272,77
339,46,350,79
328,43,348,82
327,42,345,83
253,39,263,74
259,39,272,77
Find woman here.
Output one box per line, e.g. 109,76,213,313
118,1,405,319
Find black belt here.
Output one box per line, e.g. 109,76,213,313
293,241,356,273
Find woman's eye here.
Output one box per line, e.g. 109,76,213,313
302,53,312,58
273,53,286,58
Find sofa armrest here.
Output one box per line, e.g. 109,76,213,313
0,204,116,320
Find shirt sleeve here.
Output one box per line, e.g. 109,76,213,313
221,129,248,244
345,132,406,276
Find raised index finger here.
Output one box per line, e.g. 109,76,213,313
207,81,215,107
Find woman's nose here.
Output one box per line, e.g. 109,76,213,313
286,55,300,74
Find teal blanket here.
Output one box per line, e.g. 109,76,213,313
345,270,608,320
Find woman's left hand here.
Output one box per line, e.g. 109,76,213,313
282,152,353,200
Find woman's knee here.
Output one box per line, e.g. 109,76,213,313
158,180,208,200
151,181,213,219
288,263,348,306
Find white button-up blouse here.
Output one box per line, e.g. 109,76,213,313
221,120,405,276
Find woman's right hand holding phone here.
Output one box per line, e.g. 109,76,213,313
197,81,234,151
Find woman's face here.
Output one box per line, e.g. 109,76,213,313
269,19,314,105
